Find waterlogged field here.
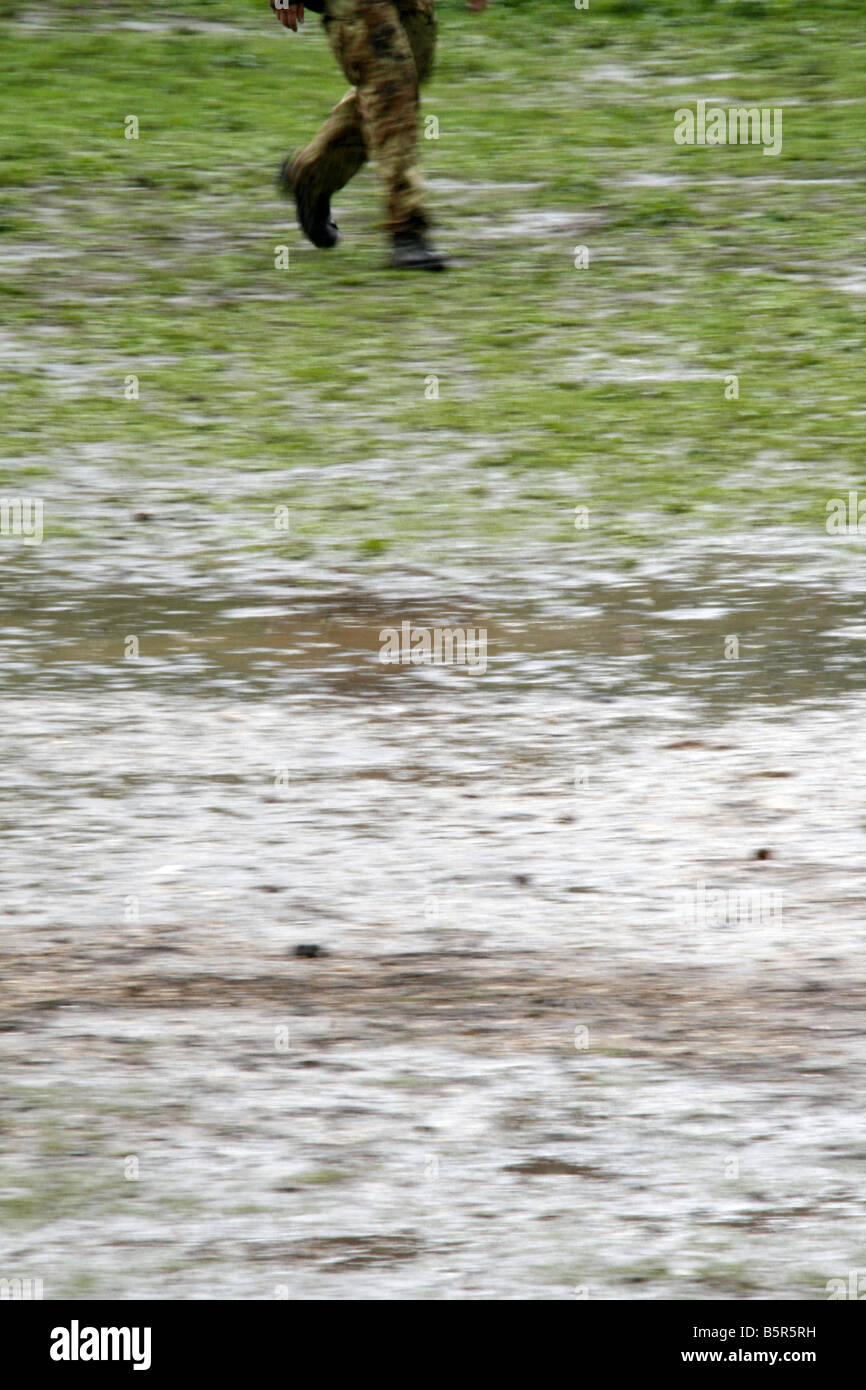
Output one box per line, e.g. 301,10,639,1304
1,0,866,1299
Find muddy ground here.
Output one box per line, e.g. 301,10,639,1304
3,547,866,1299
2,0,866,1300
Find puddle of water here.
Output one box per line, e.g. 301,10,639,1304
563,355,719,385
622,173,686,189
658,73,745,86
3,532,866,1295
12,15,259,35
830,274,866,296
428,180,547,196
472,211,598,241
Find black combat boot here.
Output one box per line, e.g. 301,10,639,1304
277,155,339,249
390,231,449,271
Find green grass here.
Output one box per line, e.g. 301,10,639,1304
1,0,864,565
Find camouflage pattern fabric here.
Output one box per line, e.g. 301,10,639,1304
291,0,436,234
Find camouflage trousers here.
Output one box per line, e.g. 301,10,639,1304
293,0,436,234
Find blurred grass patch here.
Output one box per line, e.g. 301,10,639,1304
0,0,862,566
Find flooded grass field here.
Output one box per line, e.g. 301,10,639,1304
1,0,865,1299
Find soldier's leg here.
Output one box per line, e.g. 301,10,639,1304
325,0,430,234
398,0,437,88
288,89,367,209
287,0,435,206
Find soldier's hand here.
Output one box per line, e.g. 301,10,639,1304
271,1,305,30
